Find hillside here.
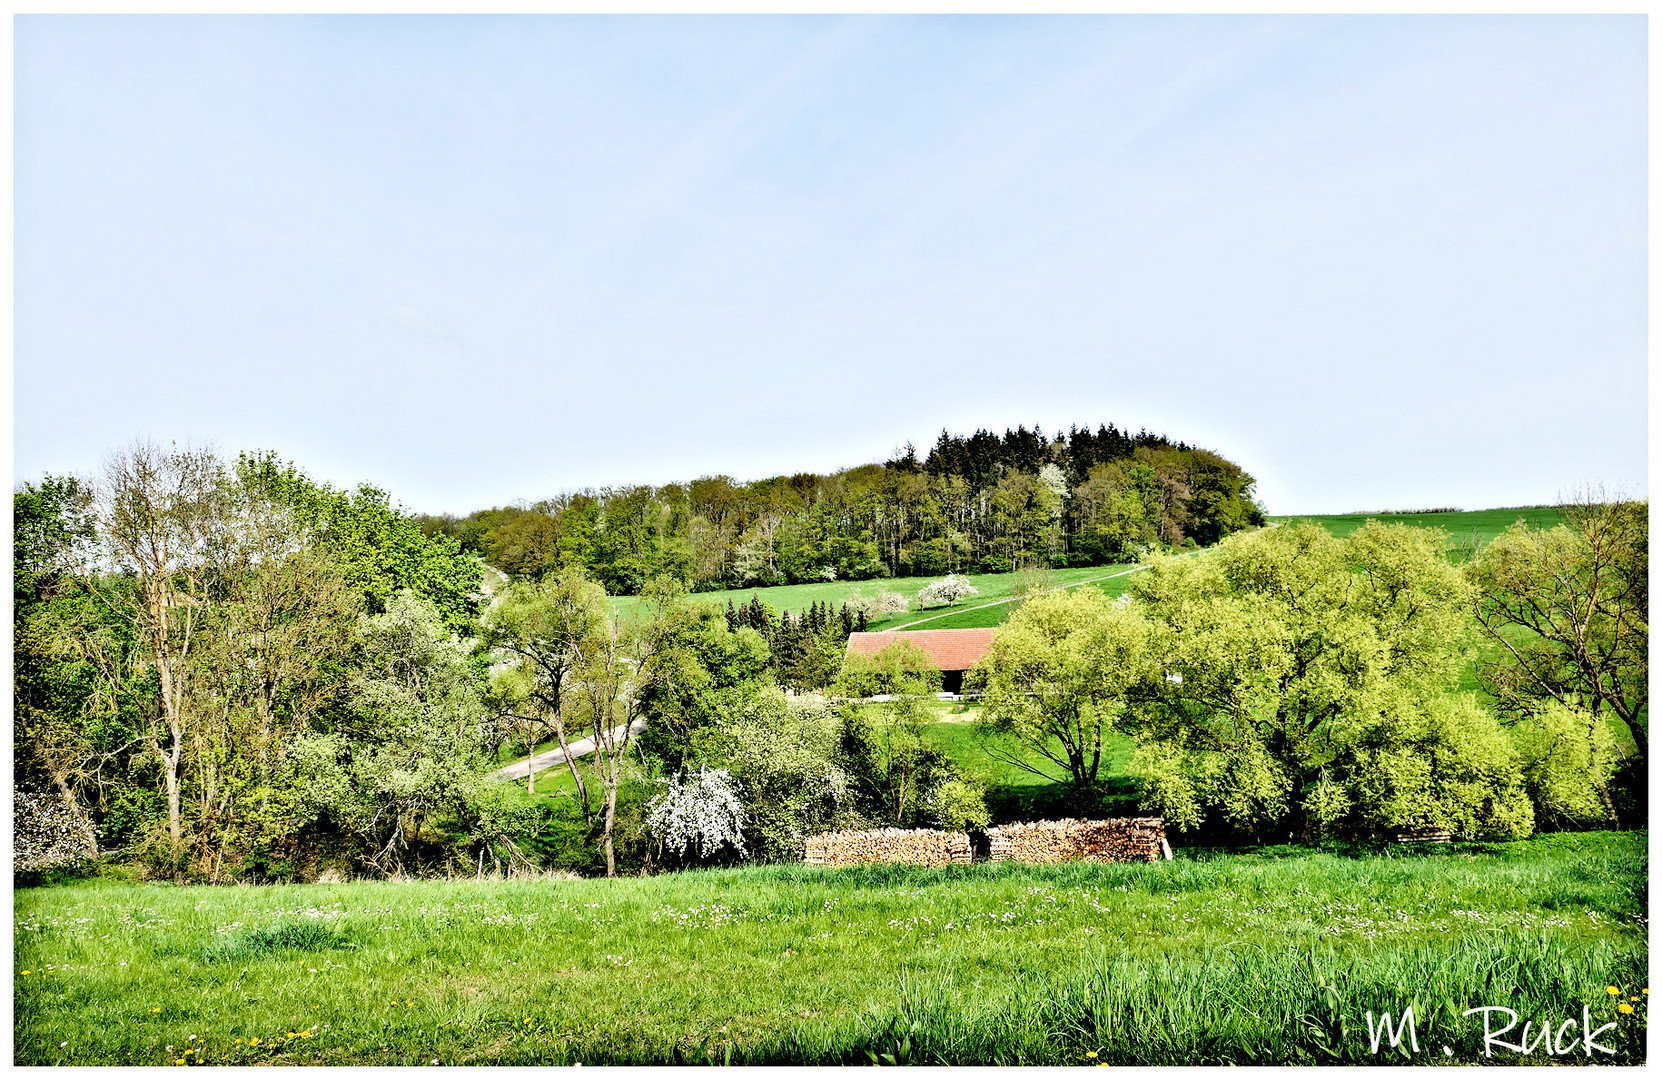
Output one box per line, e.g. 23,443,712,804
418,422,1264,594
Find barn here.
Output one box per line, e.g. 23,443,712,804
843,627,996,695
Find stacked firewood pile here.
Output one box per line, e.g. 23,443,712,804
804,828,973,867
985,817,1167,864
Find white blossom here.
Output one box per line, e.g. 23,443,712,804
917,574,979,608
645,767,749,862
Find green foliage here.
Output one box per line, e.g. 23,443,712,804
922,773,991,832
236,452,483,635
634,607,771,774
1466,498,1647,770
693,687,860,862
1512,700,1622,828
974,587,1149,790
835,640,941,698
426,423,1259,596
289,592,502,875
1122,520,1501,840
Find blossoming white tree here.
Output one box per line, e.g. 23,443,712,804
646,766,749,864
917,574,979,609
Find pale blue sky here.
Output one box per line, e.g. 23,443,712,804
14,15,1647,515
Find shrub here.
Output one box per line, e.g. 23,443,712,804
917,574,979,609
13,789,97,875
646,767,749,865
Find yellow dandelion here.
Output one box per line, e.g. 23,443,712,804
390,1000,398,1005
20,971,29,976
150,1008,161,1013
175,1061,185,1066
301,1032,312,1038
249,1039,259,1047
1086,1052,1098,1058
524,1018,533,1024
1632,997,1641,1003
1619,1003,1634,1014
1645,989,1651,996
1608,986,1621,995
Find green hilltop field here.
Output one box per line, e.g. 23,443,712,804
611,563,1139,632
612,507,1563,631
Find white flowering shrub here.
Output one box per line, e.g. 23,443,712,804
1038,463,1070,500
645,767,750,864
917,574,979,609
819,565,838,581
14,789,97,873
846,590,909,620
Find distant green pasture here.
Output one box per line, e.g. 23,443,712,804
1271,506,1563,557
609,564,1136,631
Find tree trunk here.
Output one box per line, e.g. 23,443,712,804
603,781,618,877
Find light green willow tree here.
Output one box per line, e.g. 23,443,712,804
1123,521,1531,839
971,587,1152,790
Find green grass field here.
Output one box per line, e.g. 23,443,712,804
1272,506,1564,557
15,832,1646,1065
610,564,1138,632
610,508,1565,632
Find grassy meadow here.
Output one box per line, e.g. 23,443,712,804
610,563,1138,632
1271,506,1563,556
609,506,1562,635
15,832,1646,1066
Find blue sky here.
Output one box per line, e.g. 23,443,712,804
13,15,1647,515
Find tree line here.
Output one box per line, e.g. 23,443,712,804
415,423,1266,594
13,441,979,881
15,437,1643,884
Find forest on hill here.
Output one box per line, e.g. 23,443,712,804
415,423,1265,595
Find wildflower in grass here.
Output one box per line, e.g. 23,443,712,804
20,971,29,975
175,1060,185,1066
1619,1004,1634,1014
150,1009,161,1014
1609,986,1621,995
249,1039,258,1047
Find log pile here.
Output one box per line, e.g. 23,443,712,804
804,828,973,867
985,817,1166,864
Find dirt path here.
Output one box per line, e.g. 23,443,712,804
494,719,648,781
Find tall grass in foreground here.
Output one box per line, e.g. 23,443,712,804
762,936,1647,1065
15,833,1646,1065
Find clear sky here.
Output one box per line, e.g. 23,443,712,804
13,15,1647,516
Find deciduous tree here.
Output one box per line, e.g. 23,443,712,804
1466,495,1647,766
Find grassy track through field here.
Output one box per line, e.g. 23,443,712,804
15,832,1646,1066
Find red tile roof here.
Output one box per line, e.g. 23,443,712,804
844,628,996,672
